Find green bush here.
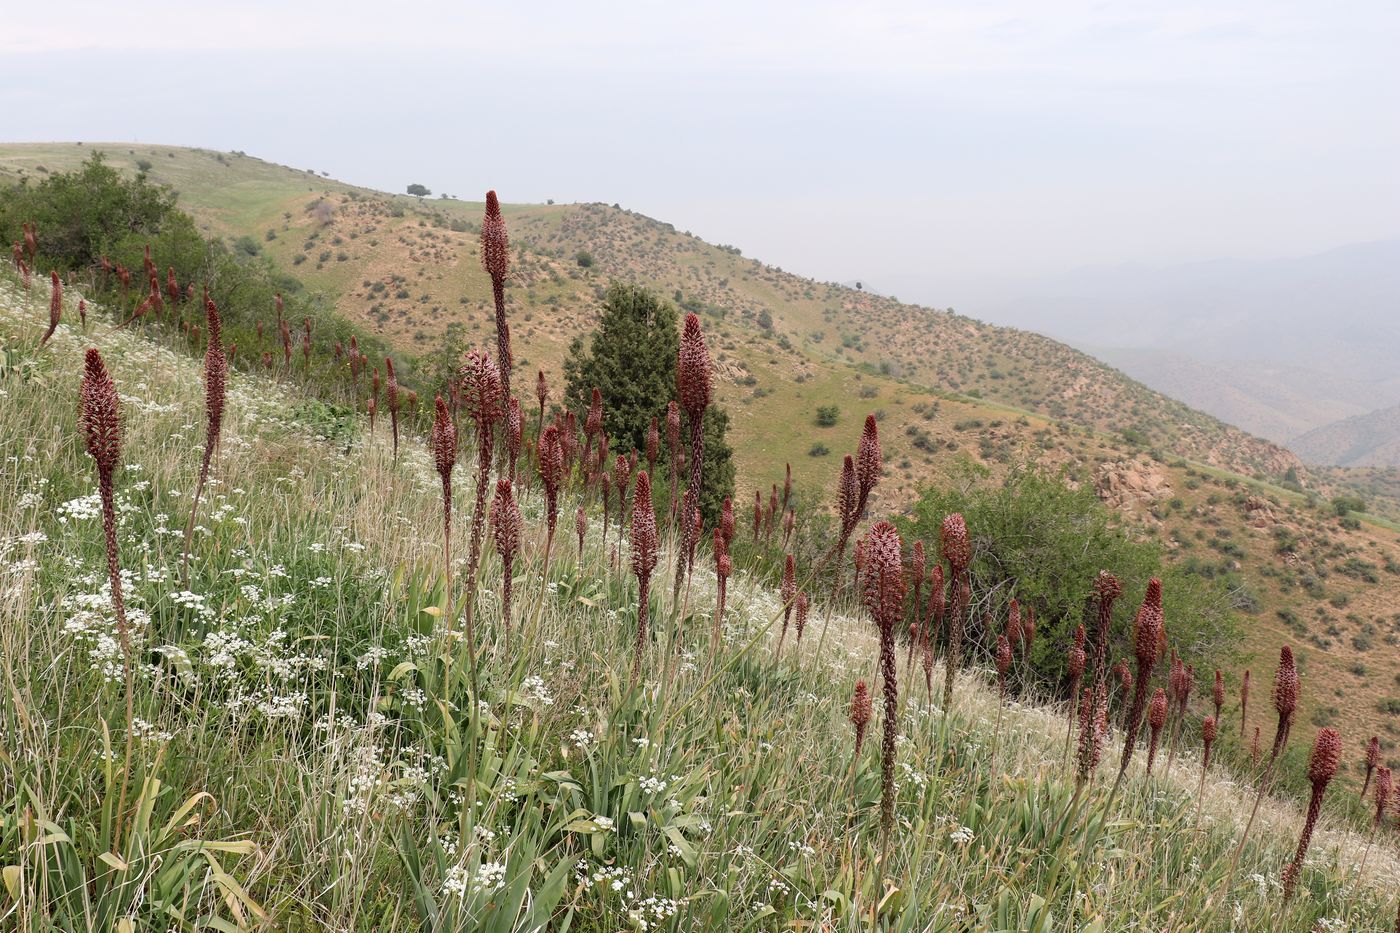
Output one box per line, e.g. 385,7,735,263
897,463,1239,699
563,282,734,523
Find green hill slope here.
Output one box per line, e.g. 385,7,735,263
1,273,1396,930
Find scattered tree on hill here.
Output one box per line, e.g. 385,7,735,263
406,183,431,198
564,282,734,522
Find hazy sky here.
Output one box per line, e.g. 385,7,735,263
6,1,1398,308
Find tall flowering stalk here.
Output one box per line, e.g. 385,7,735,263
181,299,228,586
506,397,522,483
582,387,603,473
575,506,587,566
1075,683,1108,790
909,541,926,652
941,514,971,715
630,472,658,686
1240,668,1250,736
751,490,762,544
535,370,548,432
80,349,136,845
490,479,522,638
1064,624,1087,760
1165,657,1193,775
665,401,681,524
849,679,872,780
528,425,564,640
481,191,513,395
775,554,796,658
854,415,880,519
923,564,943,707
1270,646,1299,764
672,313,712,603
431,396,458,622
1213,669,1225,723
1111,579,1164,795
1357,765,1391,880
794,591,809,646
712,529,731,656
458,350,505,659
1145,688,1167,777
1282,728,1341,902
386,358,401,463
992,634,1012,770
1091,571,1121,688
1194,715,1218,821
40,270,61,346
1362,736,1381,797
860,521,906,850
833,455,859,566
1231,645,1301,877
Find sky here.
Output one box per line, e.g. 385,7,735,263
4,0,1398,310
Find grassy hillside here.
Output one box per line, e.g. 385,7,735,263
0,143,1300,492
2,275,1397,930
9,141,1400,772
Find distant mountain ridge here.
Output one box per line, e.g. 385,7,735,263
1291,403,1400,468
955,239,1400,453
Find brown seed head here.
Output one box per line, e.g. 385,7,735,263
506,397,522,459
1068,643,1086,680
838,455,858,534
459,349,504,428
1149,688,1168,731
480,190,510,282
855,414,881,512
631,471,658,579
860,521,906,633
1307,727,1341,788
430,396,456,482
941,513,971,575
1134,579,1164,667
1373,767,1392,824
928,564,945,622
850,680,872,730
1274,645,1298,719
41,270,62,345
490,479,522,561
996,635,1012,678
79,348,121,477
676,313,712,420
585,387,603,438
646,417,660,468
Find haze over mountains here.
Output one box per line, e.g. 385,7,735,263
912,239,1400,465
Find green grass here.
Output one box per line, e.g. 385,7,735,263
1,274,1396,931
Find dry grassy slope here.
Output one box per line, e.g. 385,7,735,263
10,142,1400,760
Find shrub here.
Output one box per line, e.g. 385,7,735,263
815,405,839,427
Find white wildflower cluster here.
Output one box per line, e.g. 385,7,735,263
521,675,554,707
898,761,929,792
56,494,103,524
442,859,507,899
573,861,679,932
130,717,175,744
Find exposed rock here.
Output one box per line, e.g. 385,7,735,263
1094,457,1174,521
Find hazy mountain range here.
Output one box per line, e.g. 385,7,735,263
928,239,1400,466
